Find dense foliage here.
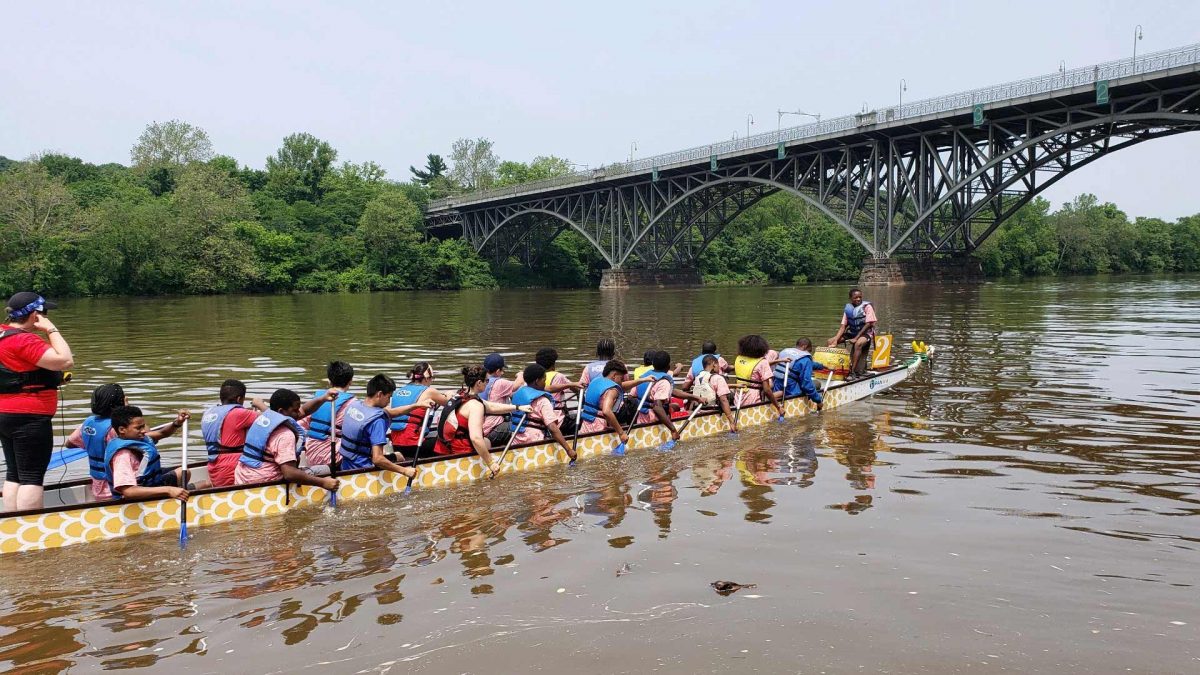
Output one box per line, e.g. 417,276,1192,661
1,121,1197,298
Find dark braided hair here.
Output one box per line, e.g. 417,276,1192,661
90,384,126,418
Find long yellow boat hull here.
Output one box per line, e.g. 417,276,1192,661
0,353,927,554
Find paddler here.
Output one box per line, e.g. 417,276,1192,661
337,374,420,479
634,350,699,442
301,361,356,473
693,355,738,432
509,364,577,461
827,288,876,379
733,334,785,417
532,347,580,405
772,338,825,410
433,365,533,475
65,383,125,500
578,360,646,441
200,379,268,487
104,405,208,501
389,362,450,461
579,338,617,387
234,389,339,494
479,352,518,446
688,341,729,379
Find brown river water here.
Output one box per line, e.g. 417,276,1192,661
0,279,1198,673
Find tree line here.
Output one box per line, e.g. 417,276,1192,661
1,120,1197,298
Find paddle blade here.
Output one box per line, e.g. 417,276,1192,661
659,439,676,452
178,520,188,549
328,490,338,509
613,442,626,456
777,415,785,423
47,447,88,471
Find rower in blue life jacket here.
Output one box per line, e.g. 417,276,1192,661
510,363,577,461
233,388,340,493
634,350,700,441
828,287,877,379
64,383,126,501
104,405,207,502
772,338,825,410
337,374,418,479
302,360,356,471
578,359,649,442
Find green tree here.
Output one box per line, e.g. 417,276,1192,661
448,137,498,191
410,154,448,184
0,163,81,292
356,190,423,280
130,120,214,168
265,132,338,203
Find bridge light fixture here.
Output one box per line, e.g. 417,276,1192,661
776,108,821,130
899,79,907,114
1133,25,1144,66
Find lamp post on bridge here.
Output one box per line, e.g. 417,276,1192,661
629,141,637,163
899,79,907,116
1133,25,1143,70
777,108,821,131
746,114,754,140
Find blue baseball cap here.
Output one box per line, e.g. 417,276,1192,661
483,353,506,372
5,292,57,319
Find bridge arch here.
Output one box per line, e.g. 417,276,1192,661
894,111,1200,256
476,208,616,268
617,177,875,267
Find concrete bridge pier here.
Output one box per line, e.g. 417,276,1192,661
859,256,984,285
599,267,703,289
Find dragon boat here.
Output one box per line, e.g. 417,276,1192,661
0,342,932,555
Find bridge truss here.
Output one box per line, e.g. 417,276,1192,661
429,62,1200,269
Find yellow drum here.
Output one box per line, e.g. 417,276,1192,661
813,346,851,380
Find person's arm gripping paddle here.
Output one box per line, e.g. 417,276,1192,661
404,404,438,494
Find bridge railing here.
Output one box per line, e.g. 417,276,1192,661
428,42,1200,212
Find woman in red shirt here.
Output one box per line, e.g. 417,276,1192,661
0,292,74,512
435,365,530,475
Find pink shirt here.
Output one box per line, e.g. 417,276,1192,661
512,396,563,444
110,448,142,495
234,425,299,485
482,378,518,434
636,378,674,424
68,425,118,500
710,373,731,398
300,398,351,467
739,359,774,405
547,372,571,404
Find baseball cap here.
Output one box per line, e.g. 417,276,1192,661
5,292,57,319
483,353,506,372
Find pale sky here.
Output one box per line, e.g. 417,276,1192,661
3,0,1199,219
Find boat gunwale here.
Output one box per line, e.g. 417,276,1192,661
2,361,912,520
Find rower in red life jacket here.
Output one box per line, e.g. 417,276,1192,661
509,363,578,461
104,405,208,501
434,365,531,475
200,379,268,488
479,353,519,447
234,389,339,496
300,361,356,471
828,287,877,379
389,362,451,461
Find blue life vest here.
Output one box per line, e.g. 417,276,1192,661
844,301,874,337
339,400,388,470
481,375,500,402
308,390,354,441
510,386,552,432
773,348,806,396
201,403,244,462
581,377,621,423
690,353,720,377
103,437,163,492
583,360,606,383
389,383,428,432
81,415,113,481
241,409,305,469
635,370,674,414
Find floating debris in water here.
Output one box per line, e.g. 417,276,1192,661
616,563,634,577
711,580,756,596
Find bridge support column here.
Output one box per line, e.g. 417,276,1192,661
599,267,703,289
859,256,984,285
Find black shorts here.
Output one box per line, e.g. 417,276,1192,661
139,467,181,488
0,413,54,486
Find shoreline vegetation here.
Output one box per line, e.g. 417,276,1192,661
2,121,1199,298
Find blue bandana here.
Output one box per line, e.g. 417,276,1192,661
8,296,47,319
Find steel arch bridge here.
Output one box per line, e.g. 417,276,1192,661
425,44,1200,271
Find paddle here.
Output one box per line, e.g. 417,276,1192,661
616,383,654,456
568,392,583,465
822,369,835,393
490,412,529,479
179,418,189,550
404,403,437,495
47,447,88,470
660,399,706,451
731,388,745,432
778,361,791,422
327,398,339,508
